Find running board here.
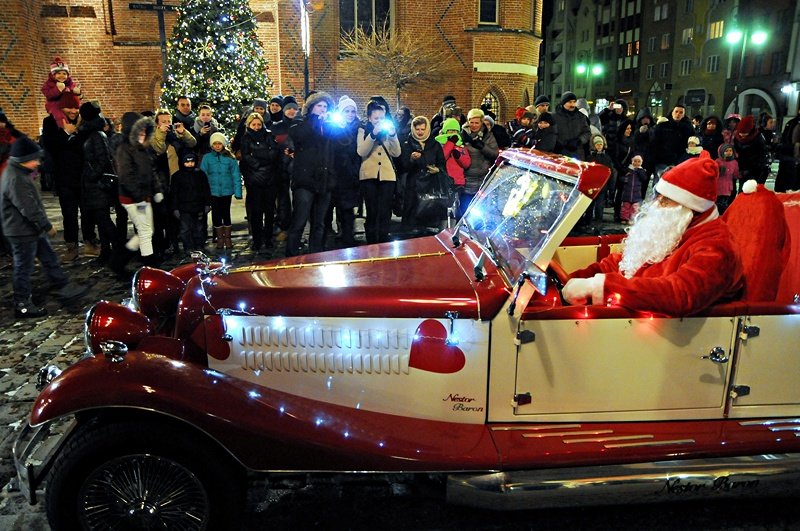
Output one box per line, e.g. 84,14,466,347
447,453,800,510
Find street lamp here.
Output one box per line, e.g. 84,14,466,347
300,0,311,97
726,27,768,113
575,61,603,96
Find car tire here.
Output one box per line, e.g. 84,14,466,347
45,419,245,531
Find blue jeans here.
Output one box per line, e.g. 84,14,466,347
286,188,331,256
8,234,69,304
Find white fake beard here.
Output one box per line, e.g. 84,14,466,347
618,201,694,279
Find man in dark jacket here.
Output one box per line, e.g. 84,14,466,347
553,91,591,160
599,98,629,151
1,136,88,317
285,91,336,257
650,104,695,183
40,92,98,261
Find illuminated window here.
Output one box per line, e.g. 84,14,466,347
681,28,693,45
654,3,669,21
481,91,500,118
708,20,724,39
661,33,671,50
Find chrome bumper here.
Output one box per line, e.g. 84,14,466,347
12,418,76,505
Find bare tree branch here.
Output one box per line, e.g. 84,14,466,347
339,24,458,108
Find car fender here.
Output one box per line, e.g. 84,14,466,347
32,351,500,472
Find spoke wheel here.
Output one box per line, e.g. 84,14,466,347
78,454,209,530
46,420,245,531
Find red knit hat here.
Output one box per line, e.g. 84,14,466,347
654,150,718,212
58,92,81,110
50,56,69,74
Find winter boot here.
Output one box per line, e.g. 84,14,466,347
61,242,79,262
223,226,233,249
55,282,90,303
83,241,102,257
214,227,224,250
15,299,48,318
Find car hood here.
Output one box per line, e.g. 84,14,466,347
189,232,510,320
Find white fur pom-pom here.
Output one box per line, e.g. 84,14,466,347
742,180,757,194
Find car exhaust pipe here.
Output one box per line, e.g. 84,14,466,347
447,453,800,510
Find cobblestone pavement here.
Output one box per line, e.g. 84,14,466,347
0,182,794,530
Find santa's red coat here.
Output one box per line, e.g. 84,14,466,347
570,217,744,316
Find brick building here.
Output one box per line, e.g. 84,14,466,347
1,0,543,137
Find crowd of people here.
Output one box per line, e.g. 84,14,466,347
2,55,800,318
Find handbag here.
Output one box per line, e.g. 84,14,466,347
98,172,118,192
414,168,453,223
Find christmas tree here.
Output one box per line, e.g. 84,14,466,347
161,0,272,131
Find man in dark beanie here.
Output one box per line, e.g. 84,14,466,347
553,91,590,160
431,95,456,133
268,95,284,124
534,95,550,118
1,136,89,317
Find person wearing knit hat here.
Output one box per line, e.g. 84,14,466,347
283,95,300,113
200,128,242,250
1,135,89,317
553,91,590,160
679,135,703,162
733,114,770,188
268,95,284,123
562,150,744,316
41,56,82,130
285,90,337,256
170,147,211,254
534,95,550,118
714,143,739,214
431,95,457,134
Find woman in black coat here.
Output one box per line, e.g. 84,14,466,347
285,91,336,257
240,113,281,251
399,116,447,229
78,102,117,262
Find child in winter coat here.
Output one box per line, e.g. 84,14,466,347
533,112,558,153
200,132,242,249
715,143,739,214
40,57,81,129
620,154,647,222
435,118,471,211
679,136,704,163
585,134,617,226
171,152,211,253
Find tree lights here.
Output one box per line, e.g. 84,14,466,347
161,0,272,132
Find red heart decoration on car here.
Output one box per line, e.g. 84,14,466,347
409,319,466,374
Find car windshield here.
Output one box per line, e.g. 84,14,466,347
457,151,586,285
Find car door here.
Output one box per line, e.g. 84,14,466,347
512,314,739,422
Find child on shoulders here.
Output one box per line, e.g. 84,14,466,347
41,57,82,129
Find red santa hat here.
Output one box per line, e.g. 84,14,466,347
654,150,718,212
50,56,70,74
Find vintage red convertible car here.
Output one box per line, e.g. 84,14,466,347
14,149,800,530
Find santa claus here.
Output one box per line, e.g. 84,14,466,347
563,150,744,316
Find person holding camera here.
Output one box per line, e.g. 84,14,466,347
459,108,499,218
151,109,197,257
285,91,337,257
192,103,220,160
358,99,403,244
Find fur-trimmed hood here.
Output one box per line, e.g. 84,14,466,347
124,114,156,146
301,91,335,117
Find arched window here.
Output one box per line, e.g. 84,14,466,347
481,91,500,118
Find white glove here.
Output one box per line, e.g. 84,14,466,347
562,274,606,306
153,192,164,203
